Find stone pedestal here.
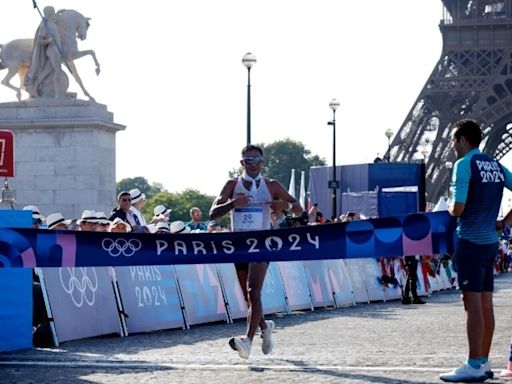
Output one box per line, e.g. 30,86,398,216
0,99,125,220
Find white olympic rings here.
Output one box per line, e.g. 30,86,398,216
101,238,142,257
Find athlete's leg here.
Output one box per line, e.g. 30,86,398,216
246,262,269,340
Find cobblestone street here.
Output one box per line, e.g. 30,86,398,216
2,273,512,383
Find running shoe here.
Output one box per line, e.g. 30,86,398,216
439,363,487,382
481,360,493,379
261,320,275,355
229,336,251,359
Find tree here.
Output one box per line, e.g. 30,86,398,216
142,188,229,227
116,177,164,200
229,138,325,198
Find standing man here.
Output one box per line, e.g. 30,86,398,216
440,119,512,382
109,191,132,223
186,207,207,231
209,144,303,359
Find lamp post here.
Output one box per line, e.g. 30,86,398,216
328,98,340,219
385,129,394,162
242,52,256,146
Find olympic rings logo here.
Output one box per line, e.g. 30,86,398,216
101,238,142,257
59,267,98,308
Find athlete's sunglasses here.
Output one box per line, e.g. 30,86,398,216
242,156,263,165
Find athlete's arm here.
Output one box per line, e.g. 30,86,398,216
209,179,237,220
267,180,303,216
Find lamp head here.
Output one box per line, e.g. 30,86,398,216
242,52,257,69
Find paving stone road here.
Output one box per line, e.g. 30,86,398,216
2,272,512,384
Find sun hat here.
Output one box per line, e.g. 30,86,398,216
46,212,71,230
129,188,145,204
155,221,170,233
169,220,191,234
95,211,110,225
154,204,172,217
23,205,44,220
77,210,97,224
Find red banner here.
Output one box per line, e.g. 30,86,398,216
0,131,14,177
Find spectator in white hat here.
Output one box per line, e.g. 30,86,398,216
95,212,110,232
155,221,170,234
23,205,45,228
77,210,98,231
46,213,71,230
170,220,191,234
109,217,132,233
129,188,146,227
151,204,172,224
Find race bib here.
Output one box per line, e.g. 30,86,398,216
234,207,263,230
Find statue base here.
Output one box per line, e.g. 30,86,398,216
0,98,125,220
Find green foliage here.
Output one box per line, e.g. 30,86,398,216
116,177,164,200
142,188,229,227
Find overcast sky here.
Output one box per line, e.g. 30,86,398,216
0,1,462,197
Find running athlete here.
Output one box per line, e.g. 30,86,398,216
440,119,512,383
209,144,303,359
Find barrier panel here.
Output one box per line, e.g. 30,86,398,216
382,257,405,301
360,258,386,302
216,263,247,321
302,260,335,307
0,210,32,352
261,262,288,314
344,260,370,303
173,264,227,325
0,269,32,351
114,266,185,333
277,261,313,311
41,267,121,342
324,260,354,307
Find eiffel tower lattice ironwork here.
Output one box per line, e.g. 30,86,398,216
387,0,512,205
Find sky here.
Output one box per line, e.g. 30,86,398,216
0,1,455,197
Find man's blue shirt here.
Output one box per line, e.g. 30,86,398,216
451,148,512,244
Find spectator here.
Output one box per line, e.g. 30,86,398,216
23,205,44,228
186,207,207,231
170,220,191,234
77,210,98,231
151,204,172,223
45,212,71,230
207,220,222,232
109,217,132,233
129,188,146,227
95,212,110,232
154,221,170,234
109,191,132,223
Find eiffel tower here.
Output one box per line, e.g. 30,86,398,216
387,0,512,205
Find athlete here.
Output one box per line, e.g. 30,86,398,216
209,144,303,359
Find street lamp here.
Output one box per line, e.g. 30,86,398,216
242,52,256,146
384,128,394,162
328,98,340,219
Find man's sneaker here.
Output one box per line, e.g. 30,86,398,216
261,320,275,355
401,297,412,305
228,337,251,359
412,297,426,304
481,360,493,379
439,363,488,382
499,368,512,380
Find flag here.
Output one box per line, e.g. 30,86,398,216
288,169,296,198
299,171,306,210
